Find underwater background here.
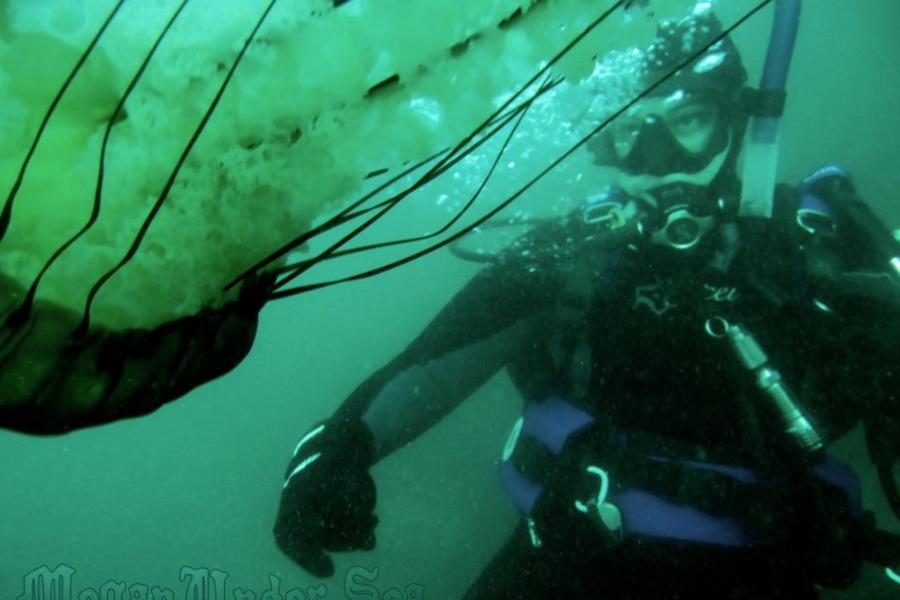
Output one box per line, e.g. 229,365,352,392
2,1,899,598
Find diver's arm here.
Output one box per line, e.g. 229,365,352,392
799,168,900,312
271,325,523,578
360,318,533,458
796,168,900,525
274,227,563,576
333,252,562,460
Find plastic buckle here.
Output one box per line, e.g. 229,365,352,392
574,465,623,542
796,208,837,237
527,517,543,549
582,202,627,230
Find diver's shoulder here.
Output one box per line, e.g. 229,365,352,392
491,214,582,270
477,214,614,302
754,165,900,315
756,165,867,241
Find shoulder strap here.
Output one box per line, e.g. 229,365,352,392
548,246,619,407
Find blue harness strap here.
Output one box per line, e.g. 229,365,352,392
521,395,596,453
610,450,762,546
500,396,864,548
499,396,596,515
611,488,759,547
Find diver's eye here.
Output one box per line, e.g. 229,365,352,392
672,112,701,131
668,103,719,154
670,106,715,135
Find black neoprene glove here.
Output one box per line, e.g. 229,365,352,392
273,418,378,577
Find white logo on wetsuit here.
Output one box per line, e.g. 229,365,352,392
703,284,739,302
633,282,676,316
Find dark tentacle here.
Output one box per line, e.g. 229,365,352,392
267,75,559,275
224,83,558,289
271,73,541,281
225,1,630,291
222,149,450,293
4,0,192,331
74,0,281,338
0,0,129,242
267,1,773,300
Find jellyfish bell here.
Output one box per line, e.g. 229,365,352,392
0,270,270,434
0,0,755,434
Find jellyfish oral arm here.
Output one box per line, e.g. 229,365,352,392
0,272,265,435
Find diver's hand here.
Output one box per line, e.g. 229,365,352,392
273,418,378,577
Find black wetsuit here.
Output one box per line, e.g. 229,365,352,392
334,181,900,599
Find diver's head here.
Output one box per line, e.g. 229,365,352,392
588,8,749,252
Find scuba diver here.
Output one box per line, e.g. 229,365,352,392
274,6,900,598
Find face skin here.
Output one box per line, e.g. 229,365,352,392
610,90,721,160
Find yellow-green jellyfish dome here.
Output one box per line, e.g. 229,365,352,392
0,0,711,330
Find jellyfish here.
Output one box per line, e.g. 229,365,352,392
0,0,765,434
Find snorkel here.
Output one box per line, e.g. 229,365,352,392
738,0,802,218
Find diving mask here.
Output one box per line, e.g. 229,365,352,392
610,91,727,176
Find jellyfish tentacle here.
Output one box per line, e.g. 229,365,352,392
7,0,193,331
263,0,631,289
222,148,450,294
340,75,561,255
267,0,773,300
0,0,129,243
340,75,562,224
310,81,547,255
265,73,556,287
278,96,540,268
273,72,540,279
224,91,540,293
225,1,629,291
74,0,281,338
